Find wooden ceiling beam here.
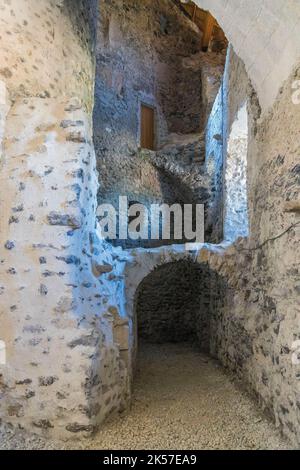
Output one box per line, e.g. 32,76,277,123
177,1,219,52
201,12,216,51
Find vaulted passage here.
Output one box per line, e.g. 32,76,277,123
0,0,300,451
136,261,206,344
134,258,221,354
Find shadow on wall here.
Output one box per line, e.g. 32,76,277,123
134,259,227,352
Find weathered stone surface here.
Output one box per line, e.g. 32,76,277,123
47,212,82,229
0,0,131,442
93,0,226,248
66,132,87,144
65,423,95,434
0,0,300,449
91,262,113,277
38,377,58,387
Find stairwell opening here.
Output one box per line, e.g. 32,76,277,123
93,0,228,248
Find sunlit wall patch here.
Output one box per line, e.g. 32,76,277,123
223,101,249,242
0,340,6,365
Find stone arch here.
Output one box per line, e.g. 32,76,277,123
125,247,194,319
124,244,228,368
193,0,300,112
135,260,209,345
125,246,196,364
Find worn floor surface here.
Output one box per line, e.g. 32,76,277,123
0,343,292,450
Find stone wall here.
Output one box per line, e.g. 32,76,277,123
94,0,226,247
0,0,132,440
94,0,203,152
223,103,249,241
245,62,300,446
0,0,300,448
200,57,300,446
125,48,300,447
204,87,224,242
93,0,202,241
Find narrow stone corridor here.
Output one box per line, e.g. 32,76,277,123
96,343,290,450
0,342,290,450
0,0,300,450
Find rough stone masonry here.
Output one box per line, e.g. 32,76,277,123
0,0,299,448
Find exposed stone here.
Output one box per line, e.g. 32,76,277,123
137,260,211,346
94,0,226,248
66,132,87,144
4,241,15,250
39,284,48,296
92,262,113,276
0,0,299,450
67,335,99,349
284,201,300,213
0,67,13,79
65,423,95,434
47,212,82,229
38,377,58,387
60,120,84,128
32,420,54,430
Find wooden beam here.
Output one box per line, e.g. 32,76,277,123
192,4,197,22
201,12,215,51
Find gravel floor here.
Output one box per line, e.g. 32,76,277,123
0,342,292,450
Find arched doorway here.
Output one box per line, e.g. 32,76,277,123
135,260,210,348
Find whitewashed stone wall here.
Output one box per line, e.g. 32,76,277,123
0,0,299,447
0,81,9,161
204,45,250,242
0,0,131,440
